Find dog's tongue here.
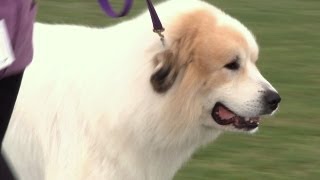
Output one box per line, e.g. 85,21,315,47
218,105,236,120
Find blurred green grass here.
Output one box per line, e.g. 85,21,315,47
36,0,320,179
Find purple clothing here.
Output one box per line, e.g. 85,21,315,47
0,0,37,79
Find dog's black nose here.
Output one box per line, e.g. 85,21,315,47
265,90,281,111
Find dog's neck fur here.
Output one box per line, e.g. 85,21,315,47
84,60,222,179
86,104,222,180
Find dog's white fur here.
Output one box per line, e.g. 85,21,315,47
2,0,278,179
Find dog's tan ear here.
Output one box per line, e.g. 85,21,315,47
150,50,179,93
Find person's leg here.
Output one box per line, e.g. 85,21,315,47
0,73,24,179
0,153,15,179
0,73,23,143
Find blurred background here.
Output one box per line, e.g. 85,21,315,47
36,0,320,179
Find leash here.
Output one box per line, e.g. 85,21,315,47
98,0,165,46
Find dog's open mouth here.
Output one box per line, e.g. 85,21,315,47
211,103,260,131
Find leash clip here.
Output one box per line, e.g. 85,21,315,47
153,28,165,46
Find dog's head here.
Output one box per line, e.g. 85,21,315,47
149,5,281,134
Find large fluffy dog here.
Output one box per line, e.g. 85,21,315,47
2,0,281,179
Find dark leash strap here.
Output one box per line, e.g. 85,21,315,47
98,0,165,46
145,0,165,44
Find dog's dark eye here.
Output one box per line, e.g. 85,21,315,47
224,57,240,70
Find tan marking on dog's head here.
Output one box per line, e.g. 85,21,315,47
151,9,258,94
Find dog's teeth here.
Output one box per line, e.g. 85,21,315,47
245,117,250,121
249,120,253,123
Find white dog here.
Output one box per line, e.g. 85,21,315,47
2,0,281,179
